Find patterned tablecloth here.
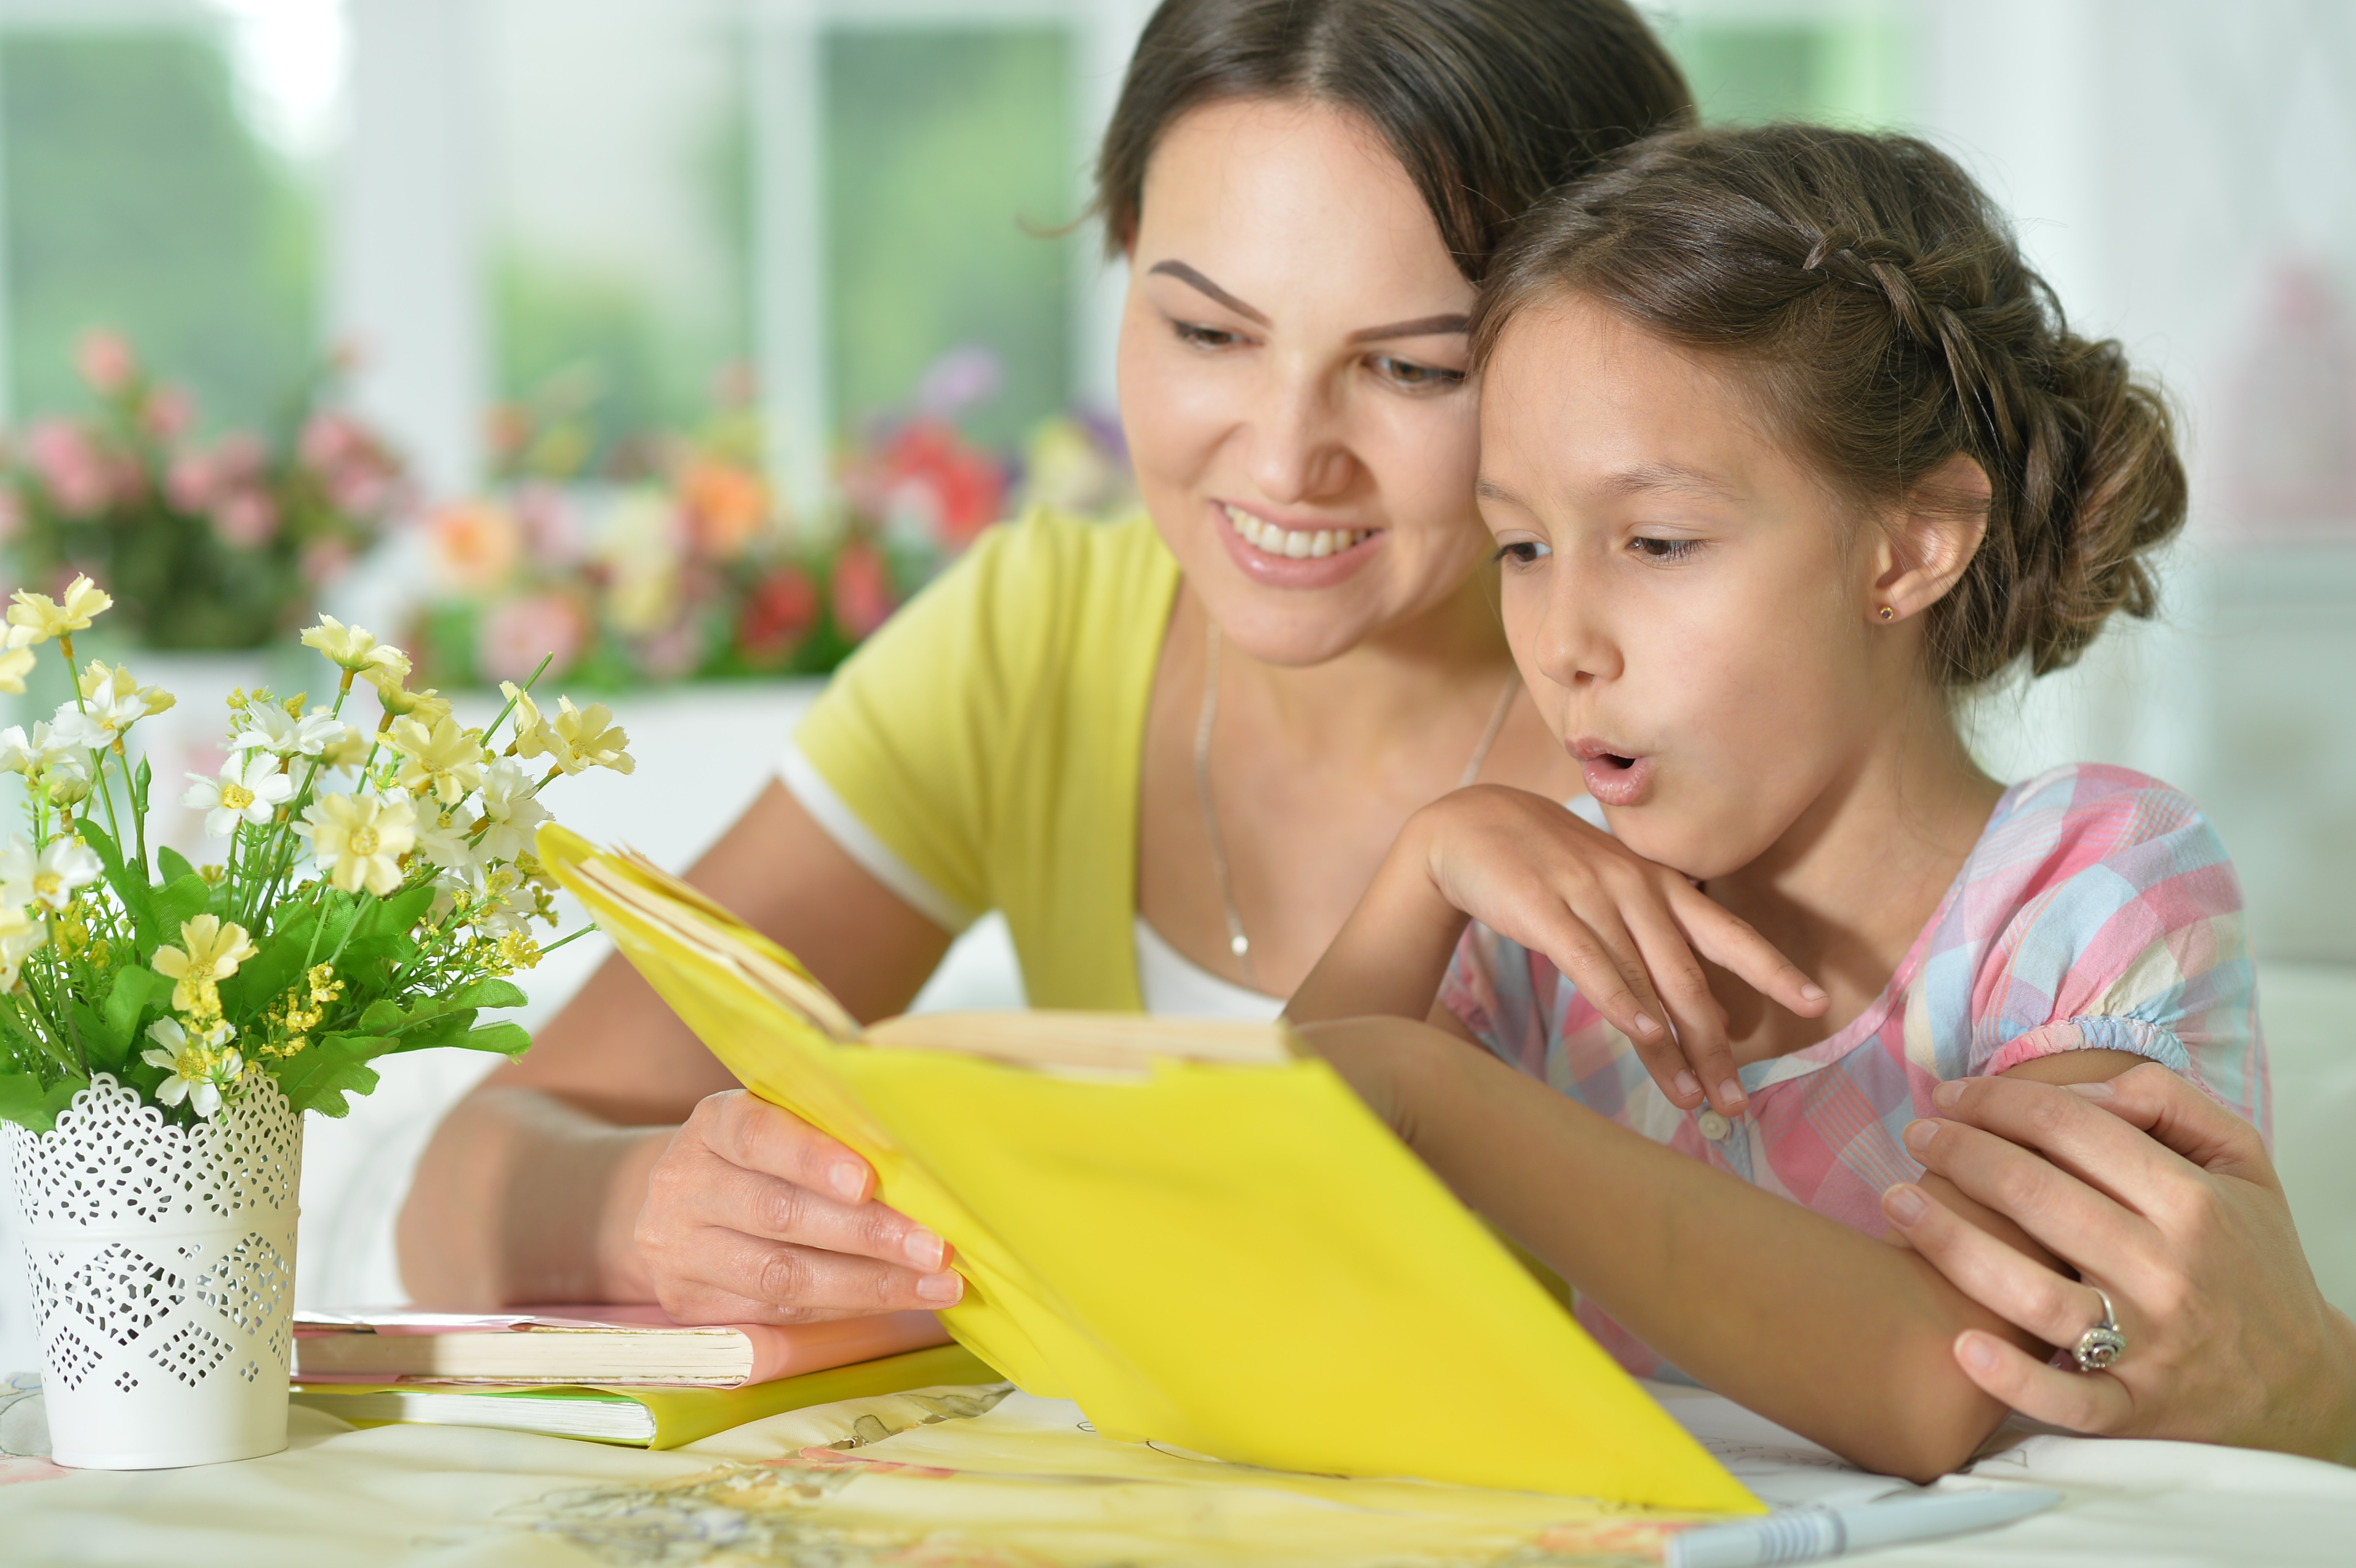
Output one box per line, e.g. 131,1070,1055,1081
2,1371,2351,1567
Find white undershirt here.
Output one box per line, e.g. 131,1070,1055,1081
1133,915,1287,1021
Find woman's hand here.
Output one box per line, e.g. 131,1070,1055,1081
634,1089,966,1324
1881,1063,2356,1462
1417,786,1823,1114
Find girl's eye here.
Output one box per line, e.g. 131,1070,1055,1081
1630,536,1701,563
1370,355,1466,391
1172,321,1243,351
1494,539,1551,567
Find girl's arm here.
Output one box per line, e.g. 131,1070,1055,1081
1303,1014,2047,1481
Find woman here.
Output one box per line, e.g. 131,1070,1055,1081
397,0,1702,1318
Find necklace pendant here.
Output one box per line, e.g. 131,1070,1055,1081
1229,934,1250,958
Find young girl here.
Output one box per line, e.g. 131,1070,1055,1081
1287,125,2263,1481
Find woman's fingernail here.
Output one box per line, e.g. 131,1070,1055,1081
1903,1118,1937,1154
1957,1332,1999,1373
1884,1183,1928,1225
1718,1078,1746,1109
1673,1070,1702,1101
1931,1079,1963,1110
829,1162,867,1201
1800,983,1828,1005
2066,1080,2115,1100
904,1228,945,1270
916,1271,963,1305
1634,1013,1663,1038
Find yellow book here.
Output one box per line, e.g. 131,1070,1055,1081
538,825,1758,1513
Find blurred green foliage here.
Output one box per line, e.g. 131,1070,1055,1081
0,29,317,430
1669,16,1910,129
824,26,1073,450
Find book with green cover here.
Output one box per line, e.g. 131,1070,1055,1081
294,1343,997,1448
538,826,1758,1513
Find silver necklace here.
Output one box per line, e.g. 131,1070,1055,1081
1194,618,1520,992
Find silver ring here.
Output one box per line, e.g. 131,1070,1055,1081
2072,1287,2127,1372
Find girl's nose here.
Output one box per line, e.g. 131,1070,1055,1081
1238,366,1354,505
1530,558,1622,689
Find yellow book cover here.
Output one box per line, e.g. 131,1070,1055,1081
538,825,1757,1513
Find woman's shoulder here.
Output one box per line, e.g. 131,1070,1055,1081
956,504,1174,610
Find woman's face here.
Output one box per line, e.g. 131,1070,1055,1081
1117,98,1486,667
1477,295,1894,881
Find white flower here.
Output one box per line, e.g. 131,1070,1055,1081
0,835,102,913
182,753,295,838
412,806,483,889
50,684,147,750
140,1017,244,1120
470,876,537,937
297,791,417,895
79,659,174,716
474,758,549,862
0,645,33,697
227,703,347,758
0,722,73,776
0,904,45,991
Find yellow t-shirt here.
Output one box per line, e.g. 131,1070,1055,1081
784,508,1179,1011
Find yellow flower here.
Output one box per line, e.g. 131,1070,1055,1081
78,659,175,717
6,575,112,645
318,722,372,775
0,644,32,696
498,682,545,751
516,695,634,776
366,667,452,726
301,616,411,677
388,713,485,805
299,791,417,895
150,915,260,1014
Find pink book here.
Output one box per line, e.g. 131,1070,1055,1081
292,1305,950,1388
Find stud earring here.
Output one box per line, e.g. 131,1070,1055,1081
1877,605,1897,622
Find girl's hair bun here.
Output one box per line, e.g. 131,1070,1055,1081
1473,125,2187,685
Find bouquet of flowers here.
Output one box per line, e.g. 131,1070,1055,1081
0,331,408,650
0,574,630,1132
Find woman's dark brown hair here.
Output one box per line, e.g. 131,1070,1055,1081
1474,125,2187,683
1093,0,1694,283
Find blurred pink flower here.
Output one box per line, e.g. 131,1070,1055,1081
914,345,1003,415
166,452,218,512
214,432,267,484
144,385,195,440
327,466,392,517
512,482,585,566
830,541,897,641
0,490,21,544
636,620,702,682
26,421,111,516
478,591,587,683
299,537,353,586
76,330,136,396
211,490,280,549
299,411,359,470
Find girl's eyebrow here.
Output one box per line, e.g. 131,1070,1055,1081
1603,461,1742,501
1146,260,1269,325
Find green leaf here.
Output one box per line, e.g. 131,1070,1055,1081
102,967,174,1056
457,1022,533,1056
0,1072,87,1133
449,979,528,1011
80,822,159,950
268,1038,386,1118
153,874,212,937
356,998,404,1034
157,846,197,886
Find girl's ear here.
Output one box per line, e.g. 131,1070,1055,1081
1869,452,1992,624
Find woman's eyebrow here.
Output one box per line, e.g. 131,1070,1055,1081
1145,260,1268,325
1348,314,1470,343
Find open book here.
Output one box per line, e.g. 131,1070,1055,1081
538,825,1756,1513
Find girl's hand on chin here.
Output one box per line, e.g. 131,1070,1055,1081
1408,786,1828,1117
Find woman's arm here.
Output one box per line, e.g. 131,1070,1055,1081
1303,1015,2071,1482
396,780,965,1317
1884,1063,2356,1463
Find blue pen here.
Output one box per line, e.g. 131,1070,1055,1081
1665,1487,2062,1568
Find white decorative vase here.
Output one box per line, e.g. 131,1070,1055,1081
6,1073,302,1469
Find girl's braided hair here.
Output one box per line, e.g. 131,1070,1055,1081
1472,125,2186,683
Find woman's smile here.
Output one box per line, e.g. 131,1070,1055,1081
1212,498,1387,588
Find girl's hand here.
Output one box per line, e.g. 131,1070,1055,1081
633,1089,965,1323
1414,785,1826,1115
1882,1064,2356,1462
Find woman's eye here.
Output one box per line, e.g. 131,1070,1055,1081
1494,540,1550,567
1172,321,1242,351
1371,355,1466,390
1630,536,1701,562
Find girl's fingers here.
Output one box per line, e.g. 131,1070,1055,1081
1526,909,1707,1109
1622,904,1745,1114
1950,1329,2135,1435
1670,885,1828,1019
1882,1181,2108,1348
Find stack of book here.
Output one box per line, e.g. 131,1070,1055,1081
291,1305,990,1448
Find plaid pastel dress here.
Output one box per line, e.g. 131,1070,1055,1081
1439,763,2266,1378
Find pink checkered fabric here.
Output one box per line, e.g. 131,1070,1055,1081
1439,763,2266,1379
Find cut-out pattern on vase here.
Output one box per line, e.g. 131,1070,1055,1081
6,1073,303,1468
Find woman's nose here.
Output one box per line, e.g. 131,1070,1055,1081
1238,366,1354,504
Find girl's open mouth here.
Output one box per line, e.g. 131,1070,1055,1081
1571,741,1655,807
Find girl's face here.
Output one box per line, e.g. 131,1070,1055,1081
1117,98,1487,667
1477,295,1900,881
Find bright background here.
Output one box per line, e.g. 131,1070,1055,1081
0,0,2351,1368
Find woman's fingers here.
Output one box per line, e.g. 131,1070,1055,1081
696,1144,949,1270
665,1231,964,1324
1928,1076,2199,1210
1882,1181,2108,1348
1949,1329,2136,1435
1669,884,1828,1020
1903,1114,2156,1277
2072,1061,2278,1184
702,1089,876,1203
